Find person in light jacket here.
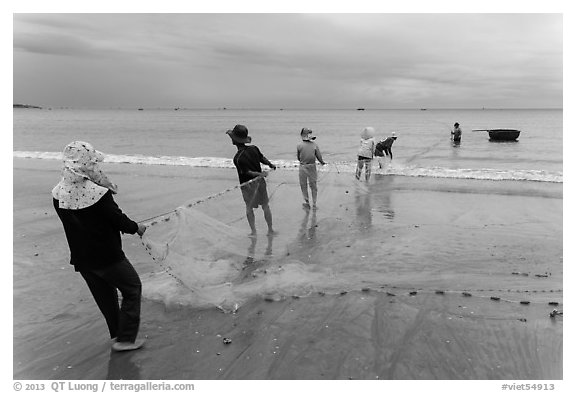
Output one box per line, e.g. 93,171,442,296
355,126,376,181
297,127,326,209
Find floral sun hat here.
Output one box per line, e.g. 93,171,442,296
52,141,117,209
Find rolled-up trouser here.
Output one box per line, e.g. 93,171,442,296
80,258,142,343
356,156,372,180
299,163,318,204
383,147,393,159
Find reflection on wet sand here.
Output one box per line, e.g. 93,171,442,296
297,208,318,247
372,176,395,220
354,187,373,232
107,350,141,380
238,234,274,280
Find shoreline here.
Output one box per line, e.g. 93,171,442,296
13,158,562,380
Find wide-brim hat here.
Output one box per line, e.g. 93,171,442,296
301,127,316,140
52,141,110,209
226,124,252,144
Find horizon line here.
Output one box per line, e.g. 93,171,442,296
13,105,563,111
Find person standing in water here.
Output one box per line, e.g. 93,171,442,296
297,127,326,209
451,122,462,143
375,132,398,168
226,124,277,237
355,126,376,181
52,141,147,352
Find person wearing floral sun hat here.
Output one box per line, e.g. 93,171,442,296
52,141,147,352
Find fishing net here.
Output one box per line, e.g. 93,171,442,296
139,163,562,313
140,164,357,311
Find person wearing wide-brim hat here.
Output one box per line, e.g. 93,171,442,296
297,128,326,209
52,141,147,352
226,124,277,237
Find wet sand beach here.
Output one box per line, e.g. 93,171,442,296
13,158,562,380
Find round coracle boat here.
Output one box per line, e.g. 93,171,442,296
473,129,521,141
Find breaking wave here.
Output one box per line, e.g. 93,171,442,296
14,151,563,183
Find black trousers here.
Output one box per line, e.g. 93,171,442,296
80,258,142,343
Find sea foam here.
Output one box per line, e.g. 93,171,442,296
14,151,562,183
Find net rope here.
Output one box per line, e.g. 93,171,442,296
138,164,562,313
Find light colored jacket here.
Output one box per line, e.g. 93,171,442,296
297,140,325,165
357,127,376,159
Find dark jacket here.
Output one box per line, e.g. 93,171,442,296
233,145,272,184
375,141,385,157
53,191,139,271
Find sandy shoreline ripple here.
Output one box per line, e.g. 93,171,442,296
13,158,562,380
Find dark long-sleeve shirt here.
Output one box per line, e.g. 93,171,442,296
375,138,395,155
232,145,273,184
53,190,139,271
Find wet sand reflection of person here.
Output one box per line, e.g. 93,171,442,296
297,208,318,248
354,188,373,232
239,235,274,280
107,351,141,380
372,175,395,220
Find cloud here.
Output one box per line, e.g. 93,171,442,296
14,32,109,57
13,13,562,108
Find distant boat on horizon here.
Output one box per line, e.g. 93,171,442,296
356,108,365,111
14,103,42,109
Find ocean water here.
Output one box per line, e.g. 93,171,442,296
13,108,562,182
13,108,564,311
13,108,564,380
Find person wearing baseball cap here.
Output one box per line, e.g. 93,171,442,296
375,131,398,168
297,128,325,209
226,124,277,237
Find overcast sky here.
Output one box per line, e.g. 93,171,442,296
13,13,563,109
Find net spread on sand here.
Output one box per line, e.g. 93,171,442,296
140,166,354,311
139,166,562,312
